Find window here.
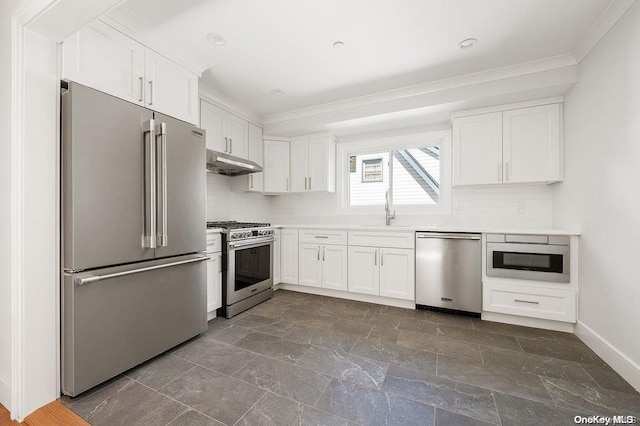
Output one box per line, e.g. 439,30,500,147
362,158,383,182
341,131,450,214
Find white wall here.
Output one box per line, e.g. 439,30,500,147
552,2,640,389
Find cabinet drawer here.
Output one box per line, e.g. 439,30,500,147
206,231,222,253
299,229,348,245
483,281,576,322
348,231,414,249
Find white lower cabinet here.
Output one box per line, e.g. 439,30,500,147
206,252,222,313
273,229,281,284
348,246,380,296
348,246,414,300
299,243,348,291
483,280,576,322
379,248,415,300
280,229,299,284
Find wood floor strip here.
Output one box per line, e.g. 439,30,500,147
1,402,88,426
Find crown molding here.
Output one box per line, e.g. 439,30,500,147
98,15,208,76
263,55,578,137
199,82,263,126
572,0,638,63
263,54,576,126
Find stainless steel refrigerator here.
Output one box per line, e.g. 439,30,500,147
61,82,207,397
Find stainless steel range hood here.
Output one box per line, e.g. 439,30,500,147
206,149,263,176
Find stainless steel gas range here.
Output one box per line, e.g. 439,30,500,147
207,221,275,318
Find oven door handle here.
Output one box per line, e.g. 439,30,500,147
228,237,274,249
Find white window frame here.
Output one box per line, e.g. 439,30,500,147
337,130,451,216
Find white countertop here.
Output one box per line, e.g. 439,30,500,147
273,224,580,236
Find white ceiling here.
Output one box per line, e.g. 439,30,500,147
107,0,611,119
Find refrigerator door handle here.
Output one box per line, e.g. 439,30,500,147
156,122,168,247
143,119,156,248
76,256,210,285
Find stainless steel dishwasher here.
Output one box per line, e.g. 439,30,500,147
415,232,482,315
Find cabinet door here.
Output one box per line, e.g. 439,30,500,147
322,245,348,292
379,248,415,301
144,49,198,125
62,21,145,105
348,246,379,296
200,100,227,152
299,244,322,288
207,252,222,312
273,230,281,284
227,113,249,159
453,112,503,186
308,135,335,193
290,138,309,192
263,140,290,193
503,104,561,183
247,123,264,192
280,229,299,284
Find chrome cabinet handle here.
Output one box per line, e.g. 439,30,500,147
250,175,254,189
229,138,233,154
314,236,329,239
514,299,539,305
505,163,510,181
309,177,312,190
286,178,289,192
374,249,378,266
305,177,307,190
143,119,156,248
139,76,144,102
381,250,384,266
317,247,320,261
218,253,222,273
497,163,501,181
156,122,168,247
77,256,209,285
148,81,153,105
322,246,325,261
224,137,228,152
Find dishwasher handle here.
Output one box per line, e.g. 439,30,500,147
416,232,481,240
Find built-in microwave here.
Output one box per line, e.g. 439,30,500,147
486,234,570,283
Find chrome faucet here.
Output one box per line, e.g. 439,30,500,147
385,191,395,226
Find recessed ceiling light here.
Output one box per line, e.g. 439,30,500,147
207,33,226,46
333,41,345,50
271,89,284,96
458,38,477,49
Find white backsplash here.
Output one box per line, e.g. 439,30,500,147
206,173,274,222
208,174,554,229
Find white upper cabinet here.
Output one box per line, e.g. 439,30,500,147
247,123,264,192
503,104,561,183
62,20,199,125
200,101,226,152
199,99,249,158
263,139,290,193
452,100,563,186
453,112,503,185
144,49,198,124
289,134,336,193
62,22,145,105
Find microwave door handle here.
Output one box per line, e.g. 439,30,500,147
156,122,168,247
143,119,156,248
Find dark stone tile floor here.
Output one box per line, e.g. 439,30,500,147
62,290,639,425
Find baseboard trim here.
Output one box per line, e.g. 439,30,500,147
481,311,575,333
575,320,640,392
0,377,10,413
276,283,415,309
